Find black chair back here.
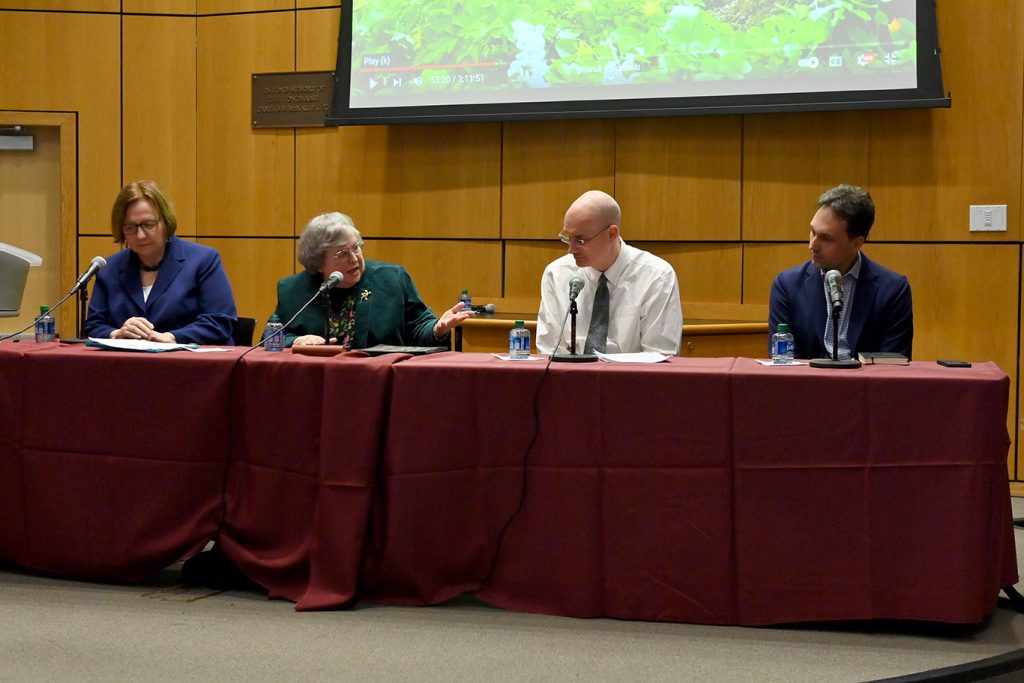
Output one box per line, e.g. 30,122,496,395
232,317,257,347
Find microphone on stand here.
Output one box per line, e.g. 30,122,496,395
238,271,345,359
824,269,843,312
318,271,344,293
70,256,107,295
568,276,584,301
810,269,861,369
470,303,496,314
551,276,596,363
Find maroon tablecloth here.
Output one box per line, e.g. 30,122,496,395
362,354,740,623
0,341,234,581
219,350,401,610
363,354,1018,625
730,358,1017,624
0,344,1015,625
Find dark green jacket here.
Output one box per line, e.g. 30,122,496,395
271,261,444,348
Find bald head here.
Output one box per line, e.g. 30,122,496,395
562,190,622,271
567,190,621,230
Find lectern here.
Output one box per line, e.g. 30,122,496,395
0,242,43,317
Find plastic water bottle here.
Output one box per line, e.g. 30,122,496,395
34,305,55,342
509,320,530,360
458,288,472,311
771,323,794,364
263,314,285,352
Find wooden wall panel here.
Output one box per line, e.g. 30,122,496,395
0,11,121,232
742,112,870,242
649,242,743,304
123,0,196,13
869,3,1024,243
365,239,503,315
741,243,810,307
202,237,296,332
296,126,398,233
123,15,198,235
197,11,295,235
297,0,338,9
397,123,502,237
0,1,118,10
616,117,742,241
296,6,338,70
197,0,293,14
503,241,569,306
502,120,615,239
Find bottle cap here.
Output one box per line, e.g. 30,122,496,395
39,305,49,313
269,314,280,323
461,288,469,295
514,320,525,327
777,323,790,332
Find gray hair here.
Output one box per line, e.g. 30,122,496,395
297,212,361,272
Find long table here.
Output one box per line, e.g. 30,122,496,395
0,343,1015,624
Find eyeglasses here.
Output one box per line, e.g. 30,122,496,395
329,241,364,260
558,224,611,247
122,219,160,235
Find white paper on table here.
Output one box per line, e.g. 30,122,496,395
594,352,669,363
755,358,808,366
87,337,198,353
491,354,547,361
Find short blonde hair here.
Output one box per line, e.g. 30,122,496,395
297,212,361,272
110,180,177,243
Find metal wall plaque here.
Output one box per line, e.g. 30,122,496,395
252,71,335,128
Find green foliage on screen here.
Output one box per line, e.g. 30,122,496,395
351,0,916,94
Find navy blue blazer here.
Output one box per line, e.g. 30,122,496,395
84,236,237,344
769,252,913,360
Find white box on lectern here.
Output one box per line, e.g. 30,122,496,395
0,242,43,317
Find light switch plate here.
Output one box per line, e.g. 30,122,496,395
969,205,1007,232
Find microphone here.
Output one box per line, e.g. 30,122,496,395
318,271,344,293
568,277,585,301
70,256,107,294
470,303,496,314
824,270,843,311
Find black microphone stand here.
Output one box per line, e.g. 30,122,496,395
551,297,596,363
77,287,89,339
809,301,861,369
569,299,578,354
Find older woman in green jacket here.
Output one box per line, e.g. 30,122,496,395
271,212,471,349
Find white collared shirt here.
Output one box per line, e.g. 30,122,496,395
537,240,682,355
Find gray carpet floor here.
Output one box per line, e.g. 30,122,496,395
3,500,1024,682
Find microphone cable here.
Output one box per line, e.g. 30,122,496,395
479,301,575,587
206,282,338,591
234,286,329,361
0,289,78,343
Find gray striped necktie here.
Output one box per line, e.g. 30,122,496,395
584,274,609,354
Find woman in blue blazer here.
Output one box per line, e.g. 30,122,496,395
84,180,237,345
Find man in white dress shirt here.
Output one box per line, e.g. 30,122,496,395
536,190,682,356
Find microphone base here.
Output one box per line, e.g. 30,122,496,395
809,358,862,370
59,337,89,344
550,353,598,363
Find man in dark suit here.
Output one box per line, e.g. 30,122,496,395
769,184,913,360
